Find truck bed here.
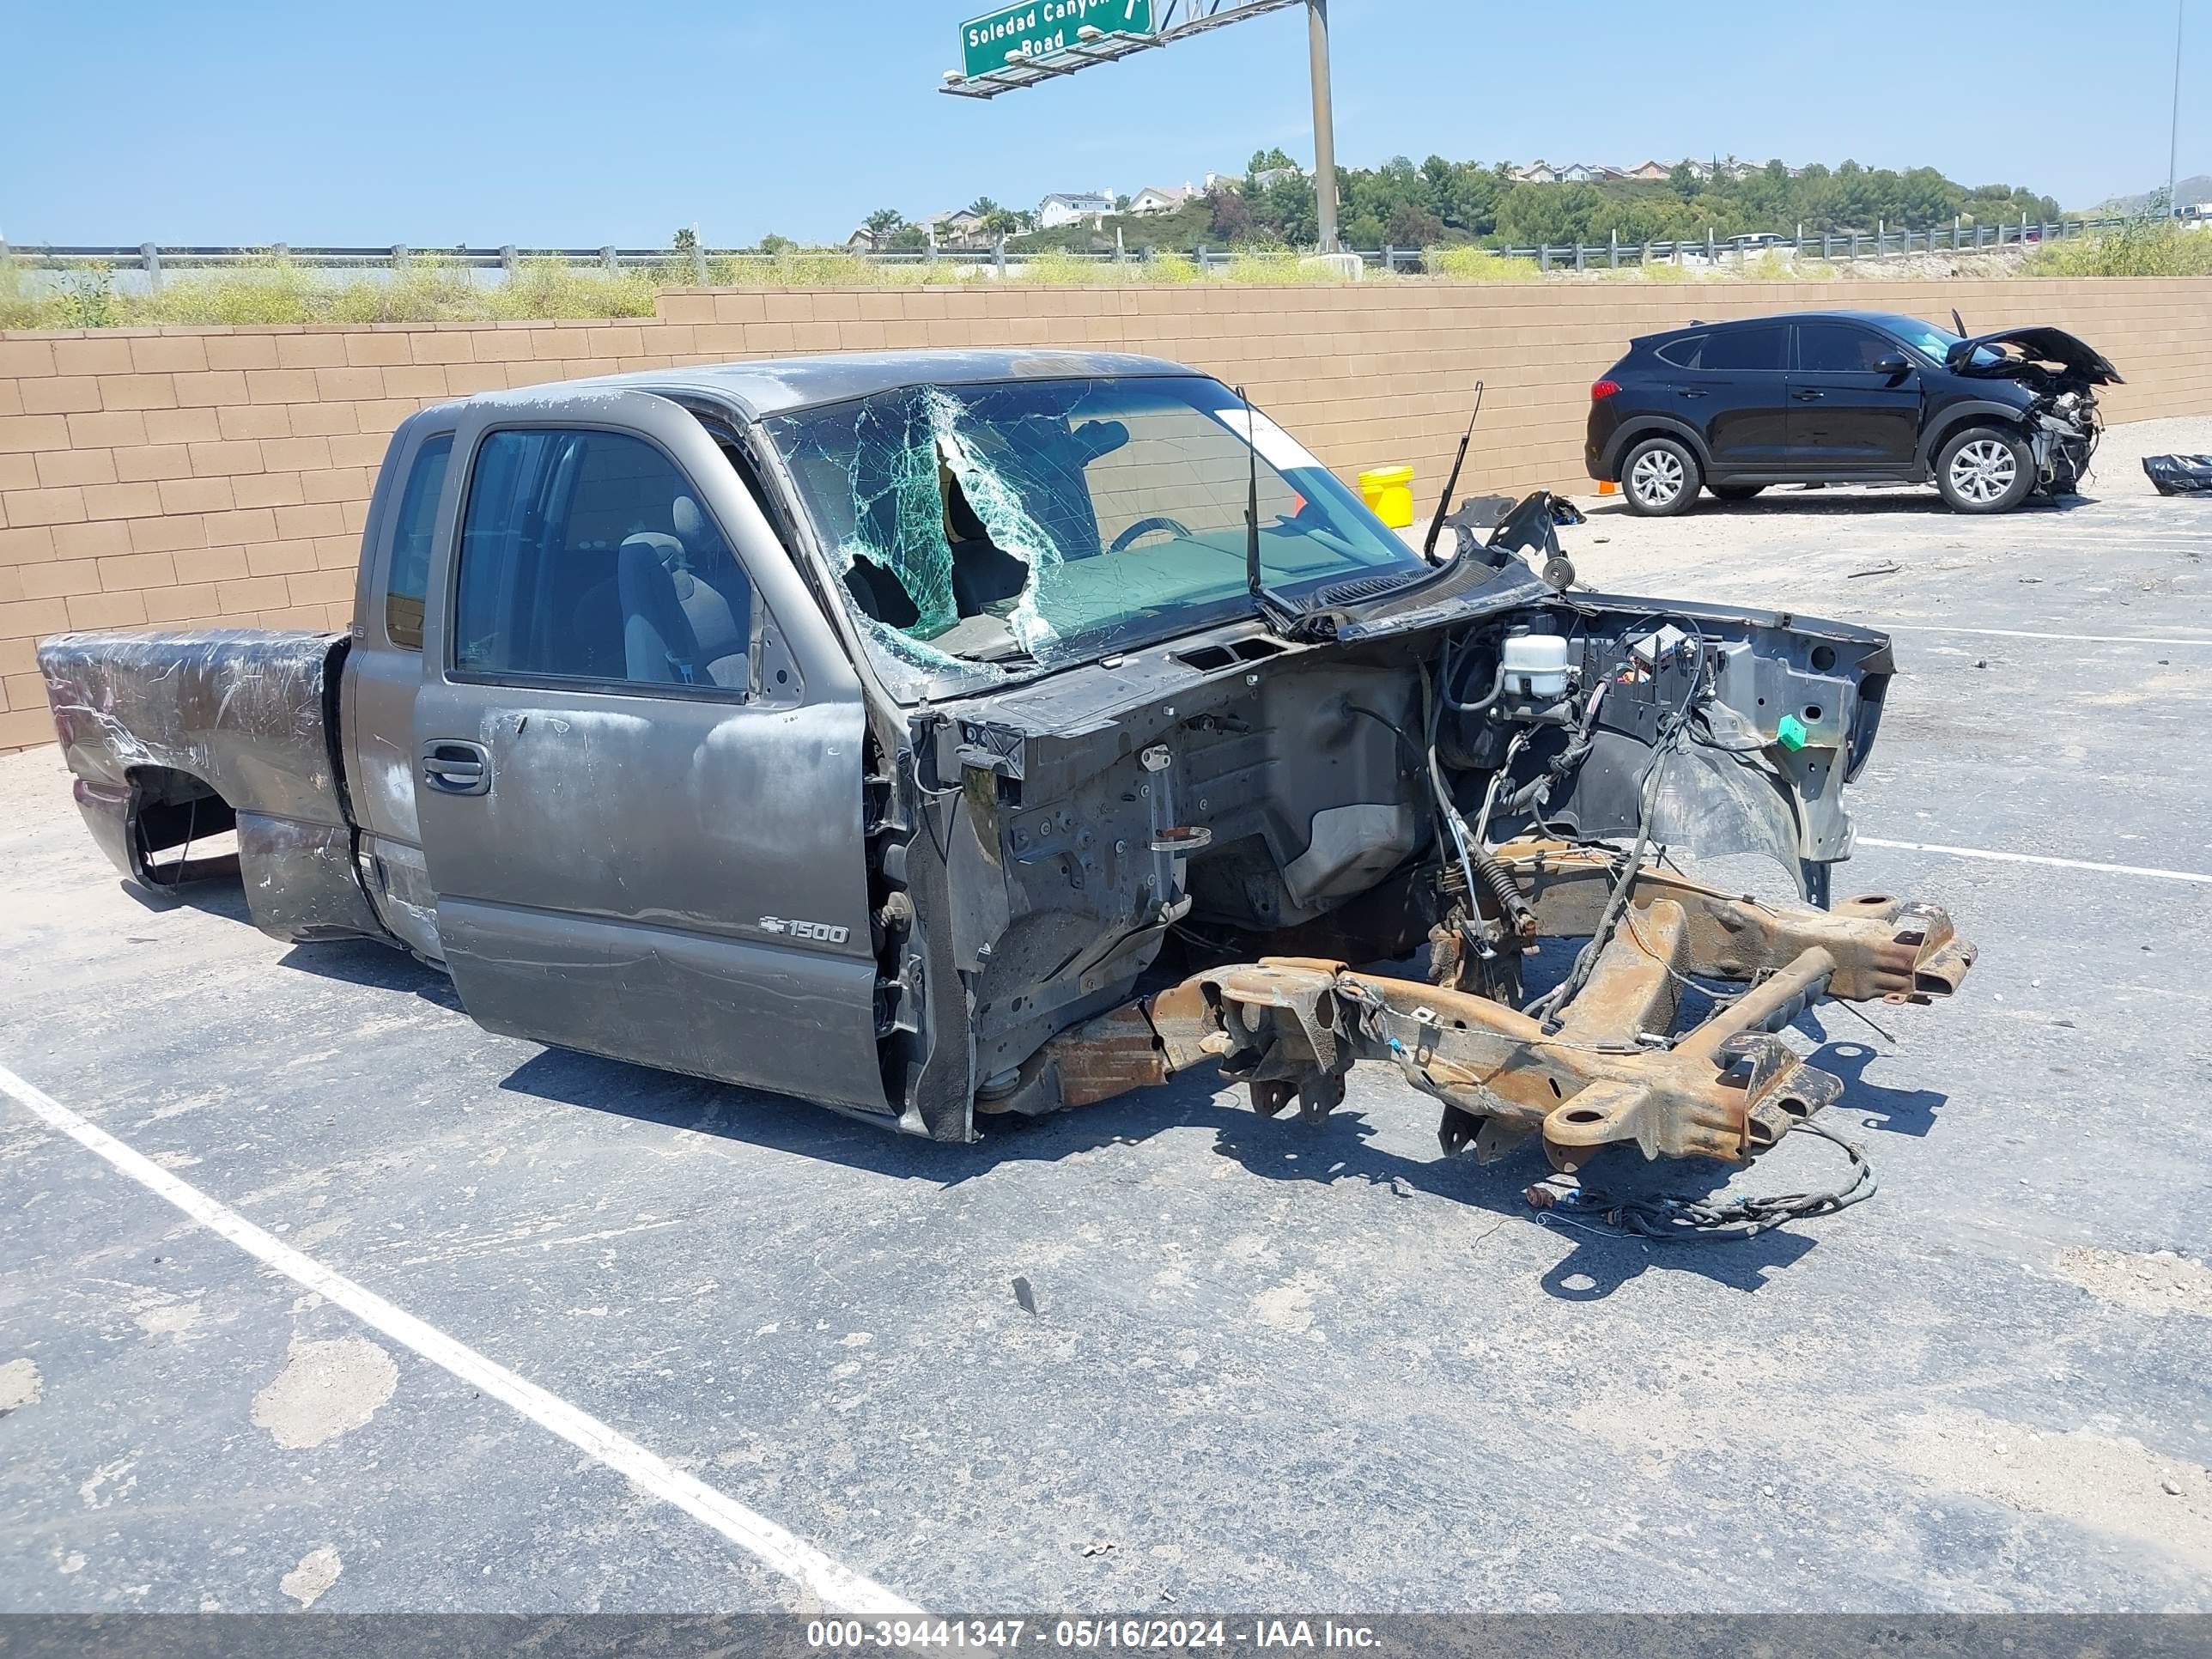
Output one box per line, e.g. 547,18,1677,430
37,628,385,944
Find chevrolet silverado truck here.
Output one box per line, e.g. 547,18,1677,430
40,350,1974,1173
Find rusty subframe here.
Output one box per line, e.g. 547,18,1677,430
1024,839,1976,1171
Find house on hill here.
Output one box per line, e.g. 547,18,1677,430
924,208,989,248
1037,190,1116,228
1128,183,1196,215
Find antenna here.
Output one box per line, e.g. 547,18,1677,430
1239,386,1262,603
1421,381,1485,562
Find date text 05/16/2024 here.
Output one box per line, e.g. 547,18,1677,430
805,1621,1382,1650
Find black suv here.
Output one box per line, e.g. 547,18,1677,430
1585,311,2120,516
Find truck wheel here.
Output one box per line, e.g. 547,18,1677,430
1710,483,1765,501
1936,427,2033,514
1620,436,1701,516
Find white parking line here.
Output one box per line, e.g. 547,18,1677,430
1881,624,2212,647
0,1060,921,1616
1857,837,2212,884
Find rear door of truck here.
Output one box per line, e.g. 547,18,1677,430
343,410,460,963
409,388,890,1115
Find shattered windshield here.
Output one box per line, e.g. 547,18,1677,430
1880,315,2000,368
762,374,1429,698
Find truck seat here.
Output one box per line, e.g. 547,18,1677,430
611,530,748,690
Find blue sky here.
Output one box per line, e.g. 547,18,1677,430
5,0,2202,246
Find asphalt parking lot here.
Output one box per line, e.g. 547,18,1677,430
2,419,2209,1616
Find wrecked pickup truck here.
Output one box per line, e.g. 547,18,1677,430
40,350,1974,1174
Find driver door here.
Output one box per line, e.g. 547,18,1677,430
410,389,890,1115
1789,321,1923,469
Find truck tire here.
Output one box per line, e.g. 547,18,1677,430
1936,426,2033,514
1620,436,1701,517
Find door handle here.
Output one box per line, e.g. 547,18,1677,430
1677,388,1708,399
1793,388,1826,401
422,740,491,796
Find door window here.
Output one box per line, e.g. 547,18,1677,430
1797,324,1894,373
452,428,754,692
383,434,452,649
1696,325,1788,372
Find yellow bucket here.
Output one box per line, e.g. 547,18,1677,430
1358,463,1416,529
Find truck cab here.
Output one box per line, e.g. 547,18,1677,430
42,349,1970,1170
342,379,893,1119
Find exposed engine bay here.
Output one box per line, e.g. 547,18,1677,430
1948,325,2122,495
886,550,1975,1172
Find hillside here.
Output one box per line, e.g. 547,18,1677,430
2091,174,2212,213
1000,150,2063,256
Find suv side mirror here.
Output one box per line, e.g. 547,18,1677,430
1873,354,1911,376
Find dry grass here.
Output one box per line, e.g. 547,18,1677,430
2026,221,2212,277
3,229,2200,331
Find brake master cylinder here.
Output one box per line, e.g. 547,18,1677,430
1500,627,1571,704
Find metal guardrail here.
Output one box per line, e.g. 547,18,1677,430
0,217,2134,286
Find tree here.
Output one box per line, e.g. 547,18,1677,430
1437,162,1500,234
757,233,796,255
1386,201,1445,247
1246,170,1317,245
864,208,906,238
1206,185,1255,240
672,226,699,253
966,197,1002,219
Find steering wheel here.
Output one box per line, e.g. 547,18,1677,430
1110,515,1195,552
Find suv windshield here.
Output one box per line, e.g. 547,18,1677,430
1879,315,2001,369
762,374,1428,698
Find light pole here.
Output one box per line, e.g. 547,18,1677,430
1307,0,1339,251
2170,0,2187,217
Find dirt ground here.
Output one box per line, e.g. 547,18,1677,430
0,419,2208,1616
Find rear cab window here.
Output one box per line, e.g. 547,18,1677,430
1653,335,1706,369
383,434,453,649
450,428,755,696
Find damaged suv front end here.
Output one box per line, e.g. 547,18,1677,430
1943,325,2122,495
745,354,1976,1170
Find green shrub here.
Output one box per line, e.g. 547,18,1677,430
2027,221,2212,277
1145,250,1200,284
1423,245,1534,282
1011,247,1103,287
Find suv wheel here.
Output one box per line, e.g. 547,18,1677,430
1620,437,1700,516
1936,427,2033,514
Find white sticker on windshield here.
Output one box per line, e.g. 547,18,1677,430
1213,406,1326,475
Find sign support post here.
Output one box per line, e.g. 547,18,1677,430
1306,0,1336,251
944,0,1340,256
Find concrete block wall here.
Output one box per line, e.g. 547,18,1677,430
3,276,2207,751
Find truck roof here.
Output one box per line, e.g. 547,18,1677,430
450,349,1200,422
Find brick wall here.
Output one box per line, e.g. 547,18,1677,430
3,276,2208,752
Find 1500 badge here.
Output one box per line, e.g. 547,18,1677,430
759,916,850,945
